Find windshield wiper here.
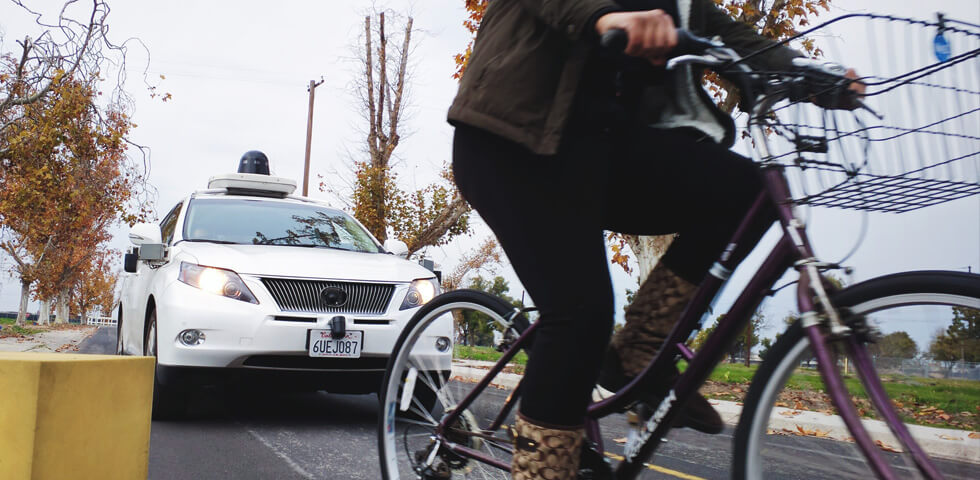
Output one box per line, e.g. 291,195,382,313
183,239,239,245
289,243,352,251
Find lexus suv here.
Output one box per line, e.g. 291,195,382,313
117,159,451,418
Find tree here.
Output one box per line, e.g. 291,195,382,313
870,331,918,359
689,312,766,363
440,238,504,345
0,76,142,325
455,0,832,283
440,237,502,292
341,9,471,257
1,0,162,150
456,275,524,346
929,307,980,365
758,337,774,360
70,248,118,323
2,1,153,325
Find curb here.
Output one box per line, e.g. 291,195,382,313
451,359,979,465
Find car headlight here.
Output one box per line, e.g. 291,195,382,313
400,278,439,310
178,262,258,304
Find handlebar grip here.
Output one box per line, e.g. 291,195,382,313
599,29,628,53
599,28,721,56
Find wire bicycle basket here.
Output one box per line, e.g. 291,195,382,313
748,13,979,213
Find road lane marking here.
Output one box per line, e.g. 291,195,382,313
604,452,707,480
246,428,315,480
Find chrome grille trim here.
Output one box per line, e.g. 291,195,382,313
260,278,396,314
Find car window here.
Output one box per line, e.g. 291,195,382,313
182,198,383,253
160,202,183,245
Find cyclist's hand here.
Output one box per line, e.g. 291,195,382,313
818,68,867,110
595,10,677,65
795,59,867,110
844,69,866,97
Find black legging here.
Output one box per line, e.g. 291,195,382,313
452,123,775,426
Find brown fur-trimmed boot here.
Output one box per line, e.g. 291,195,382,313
599,265,723,434
511,414,584,480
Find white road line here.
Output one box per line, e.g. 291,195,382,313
245,428,316,480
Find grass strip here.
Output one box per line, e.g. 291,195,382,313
454,345,528,367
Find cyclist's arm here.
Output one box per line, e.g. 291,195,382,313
515,0,621,41
700,0,802,71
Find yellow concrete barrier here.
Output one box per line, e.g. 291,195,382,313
0,352,154,480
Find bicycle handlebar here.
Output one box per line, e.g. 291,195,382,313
599,28,723,58
599,27,868,115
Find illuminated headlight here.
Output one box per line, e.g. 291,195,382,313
178,262,258,304
400,278,440,310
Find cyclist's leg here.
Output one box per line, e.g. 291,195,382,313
602,127,775,281
453,124,616,426
598,127,776,428
453,124,617,476
453,127,613,478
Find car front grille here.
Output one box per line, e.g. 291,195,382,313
260,278,396,314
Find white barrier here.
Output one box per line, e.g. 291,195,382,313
86,316,117,327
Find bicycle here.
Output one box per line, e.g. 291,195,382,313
379,13,980,480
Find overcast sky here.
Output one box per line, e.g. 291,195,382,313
1,0,977,350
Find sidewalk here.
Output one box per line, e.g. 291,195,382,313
451,359,980,464
0,325,97,353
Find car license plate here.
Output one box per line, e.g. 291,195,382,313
308,330,363,358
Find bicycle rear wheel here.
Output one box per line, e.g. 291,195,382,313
734,271,980,479
378,289,530,480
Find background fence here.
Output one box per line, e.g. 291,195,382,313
872,356,980,380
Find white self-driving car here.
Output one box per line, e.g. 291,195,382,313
117,159,451,418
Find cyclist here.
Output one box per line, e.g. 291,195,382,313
448,1,861,477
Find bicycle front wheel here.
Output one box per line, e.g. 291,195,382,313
734,271,980,479
378,289,530,480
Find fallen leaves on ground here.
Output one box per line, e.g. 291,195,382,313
613,437,627,444
773,425,832,438
937,434,962,441
701,379,979,432
874,440,901,453
54,342,79,352
968,432,979,439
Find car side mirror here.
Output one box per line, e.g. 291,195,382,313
129,223,162,245
124,252,138,273
138,244,166,261
383,239,409,258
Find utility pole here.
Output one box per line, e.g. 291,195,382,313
303,78,325,196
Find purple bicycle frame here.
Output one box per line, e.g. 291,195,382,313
432,166,942,479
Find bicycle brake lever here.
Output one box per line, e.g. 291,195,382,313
665,54,726,70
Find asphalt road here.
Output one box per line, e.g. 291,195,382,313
78,328,975,480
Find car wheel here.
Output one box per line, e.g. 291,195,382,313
144,309,188,420
115,309,125,355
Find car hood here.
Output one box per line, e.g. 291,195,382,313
175,242,432,282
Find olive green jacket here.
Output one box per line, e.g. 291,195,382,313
448,0,802,155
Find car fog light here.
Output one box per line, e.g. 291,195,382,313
179,329,206,346
435,336,451,352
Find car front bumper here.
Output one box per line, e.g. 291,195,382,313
154,281,452,375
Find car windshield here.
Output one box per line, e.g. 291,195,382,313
182,198,382,253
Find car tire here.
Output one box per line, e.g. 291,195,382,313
115,308,125,355
144,309,188,420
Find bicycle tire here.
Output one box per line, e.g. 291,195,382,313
733,270,980,479
379,289,530,480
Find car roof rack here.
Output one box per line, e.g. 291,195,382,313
207,173,297,198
